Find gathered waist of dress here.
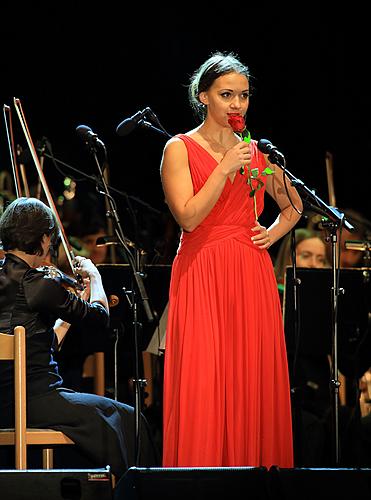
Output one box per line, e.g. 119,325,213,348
177,224,258,255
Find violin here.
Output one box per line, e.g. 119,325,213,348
37,265,85,292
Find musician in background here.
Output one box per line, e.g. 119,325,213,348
275,221,371,466
337,208,369,268
337,208,371,466
274,226,329,300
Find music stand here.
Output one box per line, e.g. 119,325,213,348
283,267,370,464
284,267,370,364
96,264,171,399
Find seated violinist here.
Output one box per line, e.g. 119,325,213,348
0,197,158,474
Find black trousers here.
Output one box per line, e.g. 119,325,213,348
24,388,158,478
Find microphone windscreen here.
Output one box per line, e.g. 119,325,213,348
257,139,272,154
76,125,92,139
116,118,137,137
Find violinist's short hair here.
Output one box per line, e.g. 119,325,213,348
0,197,59,256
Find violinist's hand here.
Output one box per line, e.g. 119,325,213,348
73,256,98,279
251,220,271,249
74,256,108,313
77,278,91,301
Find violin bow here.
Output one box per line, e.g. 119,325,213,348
13,97,77,278
3,104,22,197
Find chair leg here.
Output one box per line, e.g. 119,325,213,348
42,448,54,469
15,442,27,469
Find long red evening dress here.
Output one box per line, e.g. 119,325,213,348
162,134,293,468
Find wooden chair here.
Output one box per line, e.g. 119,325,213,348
82,352,105,396
0,325,74,469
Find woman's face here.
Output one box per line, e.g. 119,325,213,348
80,230,108,264
199,72,250,127
296,237,327,268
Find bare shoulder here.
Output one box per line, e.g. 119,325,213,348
161,136,193,186
164,135,184,151
164,127,200,149
162,136,188,165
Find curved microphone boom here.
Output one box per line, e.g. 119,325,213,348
257,138,285,165
116,108,151,136
116,107,171,138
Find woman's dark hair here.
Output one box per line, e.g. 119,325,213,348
0,197,59,255
188,51,251,121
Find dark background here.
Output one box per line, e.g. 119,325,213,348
1,7,369,254
0,4,370,462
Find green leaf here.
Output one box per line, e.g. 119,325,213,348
249,190,256,197
251,168,259,178
262,167,274,175
243,130,251,144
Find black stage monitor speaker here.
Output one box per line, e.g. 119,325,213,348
0,467,112,500
114,466,269,500
269,467,371,499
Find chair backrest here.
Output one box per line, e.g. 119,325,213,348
0,326,27,466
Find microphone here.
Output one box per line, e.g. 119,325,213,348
115,107,154,137
257,138,285,165
76,125,105,148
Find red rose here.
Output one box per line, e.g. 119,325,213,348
228,114,246,133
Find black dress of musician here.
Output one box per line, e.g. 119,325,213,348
0,197,157,476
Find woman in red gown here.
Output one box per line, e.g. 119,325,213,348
160,51,302,468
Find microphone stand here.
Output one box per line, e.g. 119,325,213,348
287,229,304,465
82,138,155,467
269,151,354,467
